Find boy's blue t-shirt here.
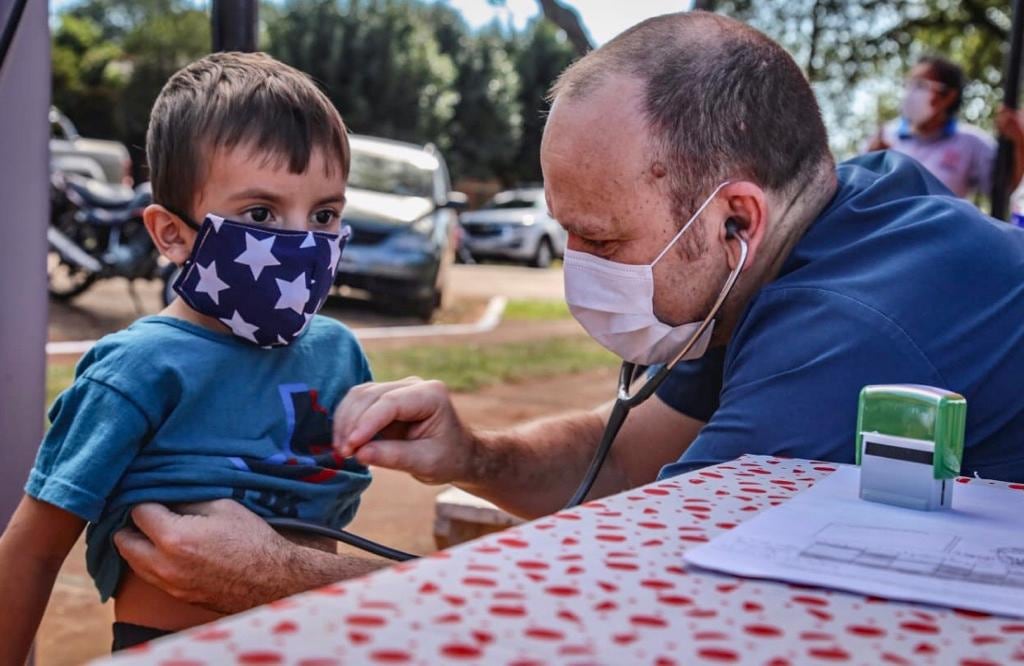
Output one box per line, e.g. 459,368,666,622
657,151,1024,481
26,315,373,601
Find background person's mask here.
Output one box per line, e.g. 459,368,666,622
562,182,730,365
173,214,349,348
901,84,935,126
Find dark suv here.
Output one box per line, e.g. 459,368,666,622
335,135,465,320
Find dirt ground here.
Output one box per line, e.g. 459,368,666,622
34,366,618,665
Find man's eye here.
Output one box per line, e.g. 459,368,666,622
312,209,339,226
244,207,273,224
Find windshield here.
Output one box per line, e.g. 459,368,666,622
348,149,434,198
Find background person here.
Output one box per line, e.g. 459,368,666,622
865,55,1024,199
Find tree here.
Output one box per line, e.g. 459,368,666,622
489,0,592,55
51,14,127,139
507,18,576,184
267,0,458,147
444,27,523,182
715,0,1013,156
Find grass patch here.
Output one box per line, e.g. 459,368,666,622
44,336,618,410
46,363,76,407
367,336,617,393
503,298,571,321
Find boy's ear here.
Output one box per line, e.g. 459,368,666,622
143,204,195,266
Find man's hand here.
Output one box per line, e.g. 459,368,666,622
333,377,477,485
114,500,306,614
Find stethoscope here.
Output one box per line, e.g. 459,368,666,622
268,223,748,562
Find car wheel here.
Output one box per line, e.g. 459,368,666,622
410,290,439,322
530,237,554,269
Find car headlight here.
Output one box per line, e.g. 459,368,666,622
521,214,535,226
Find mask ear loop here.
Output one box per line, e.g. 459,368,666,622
161,204,202,232
651,180,733,267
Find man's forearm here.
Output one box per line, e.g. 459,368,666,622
457,407,629,519
208,544,389,614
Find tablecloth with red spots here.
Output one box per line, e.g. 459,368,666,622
98,456,1024,665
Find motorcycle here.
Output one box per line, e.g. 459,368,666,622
47,171,178,308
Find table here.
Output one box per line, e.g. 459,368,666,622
98,456,1024,665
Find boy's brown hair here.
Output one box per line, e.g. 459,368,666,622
146,51,350,218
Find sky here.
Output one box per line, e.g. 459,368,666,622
50,0,696,44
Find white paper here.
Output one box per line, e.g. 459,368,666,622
684,466,1024,618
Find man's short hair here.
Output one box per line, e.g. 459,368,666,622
550,11,831,221
917,55,965,115
147,52,350,218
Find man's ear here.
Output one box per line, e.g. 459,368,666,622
717,182,767,272
143,204,195,267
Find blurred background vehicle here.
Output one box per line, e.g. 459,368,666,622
49,106,133,185
458,187,566,268
47,169,171,306
335,135,467,320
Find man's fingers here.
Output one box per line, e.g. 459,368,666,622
355,439,445,483
113,525,160,575
344,382,446,451
333,378,422,453
128,503,182,545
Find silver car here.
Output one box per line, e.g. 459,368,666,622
459,188,567,268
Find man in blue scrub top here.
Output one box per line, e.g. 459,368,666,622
112,12,1024,612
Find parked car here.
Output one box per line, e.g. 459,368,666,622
459,187,566,268
335,135,466,320
49,106,133,185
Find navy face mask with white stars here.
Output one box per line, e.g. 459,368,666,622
172,214,349,348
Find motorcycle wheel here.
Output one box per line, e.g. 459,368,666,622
47,250,97,300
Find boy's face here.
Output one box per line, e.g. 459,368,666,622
192,143,347,236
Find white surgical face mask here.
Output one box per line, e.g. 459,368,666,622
901,85,935,126
562,181,731,365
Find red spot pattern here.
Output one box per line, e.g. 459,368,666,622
101,456,1023,666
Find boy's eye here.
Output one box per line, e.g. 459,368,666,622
243,207,274,225
312,209,339,226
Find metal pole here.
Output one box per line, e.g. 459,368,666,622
211,0,259,53
0,0,48,529
991,0,1024,220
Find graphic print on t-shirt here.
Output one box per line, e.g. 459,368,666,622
230,383,353,518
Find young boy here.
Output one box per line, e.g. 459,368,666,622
0,52,378,659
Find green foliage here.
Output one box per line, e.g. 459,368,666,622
503,298,571,321
506,18,576,184
366,335,617,392
444,28,523,180
716,0,1013,157
267,0,458,148
51,0,576,185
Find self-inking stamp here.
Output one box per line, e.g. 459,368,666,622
855,384,967,511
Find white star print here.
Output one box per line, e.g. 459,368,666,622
193,260,229,305
274,273,310,315
234,232,280,280
209,215,225,233
220,310,260,344
300,232,316,249
328,236,343,273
